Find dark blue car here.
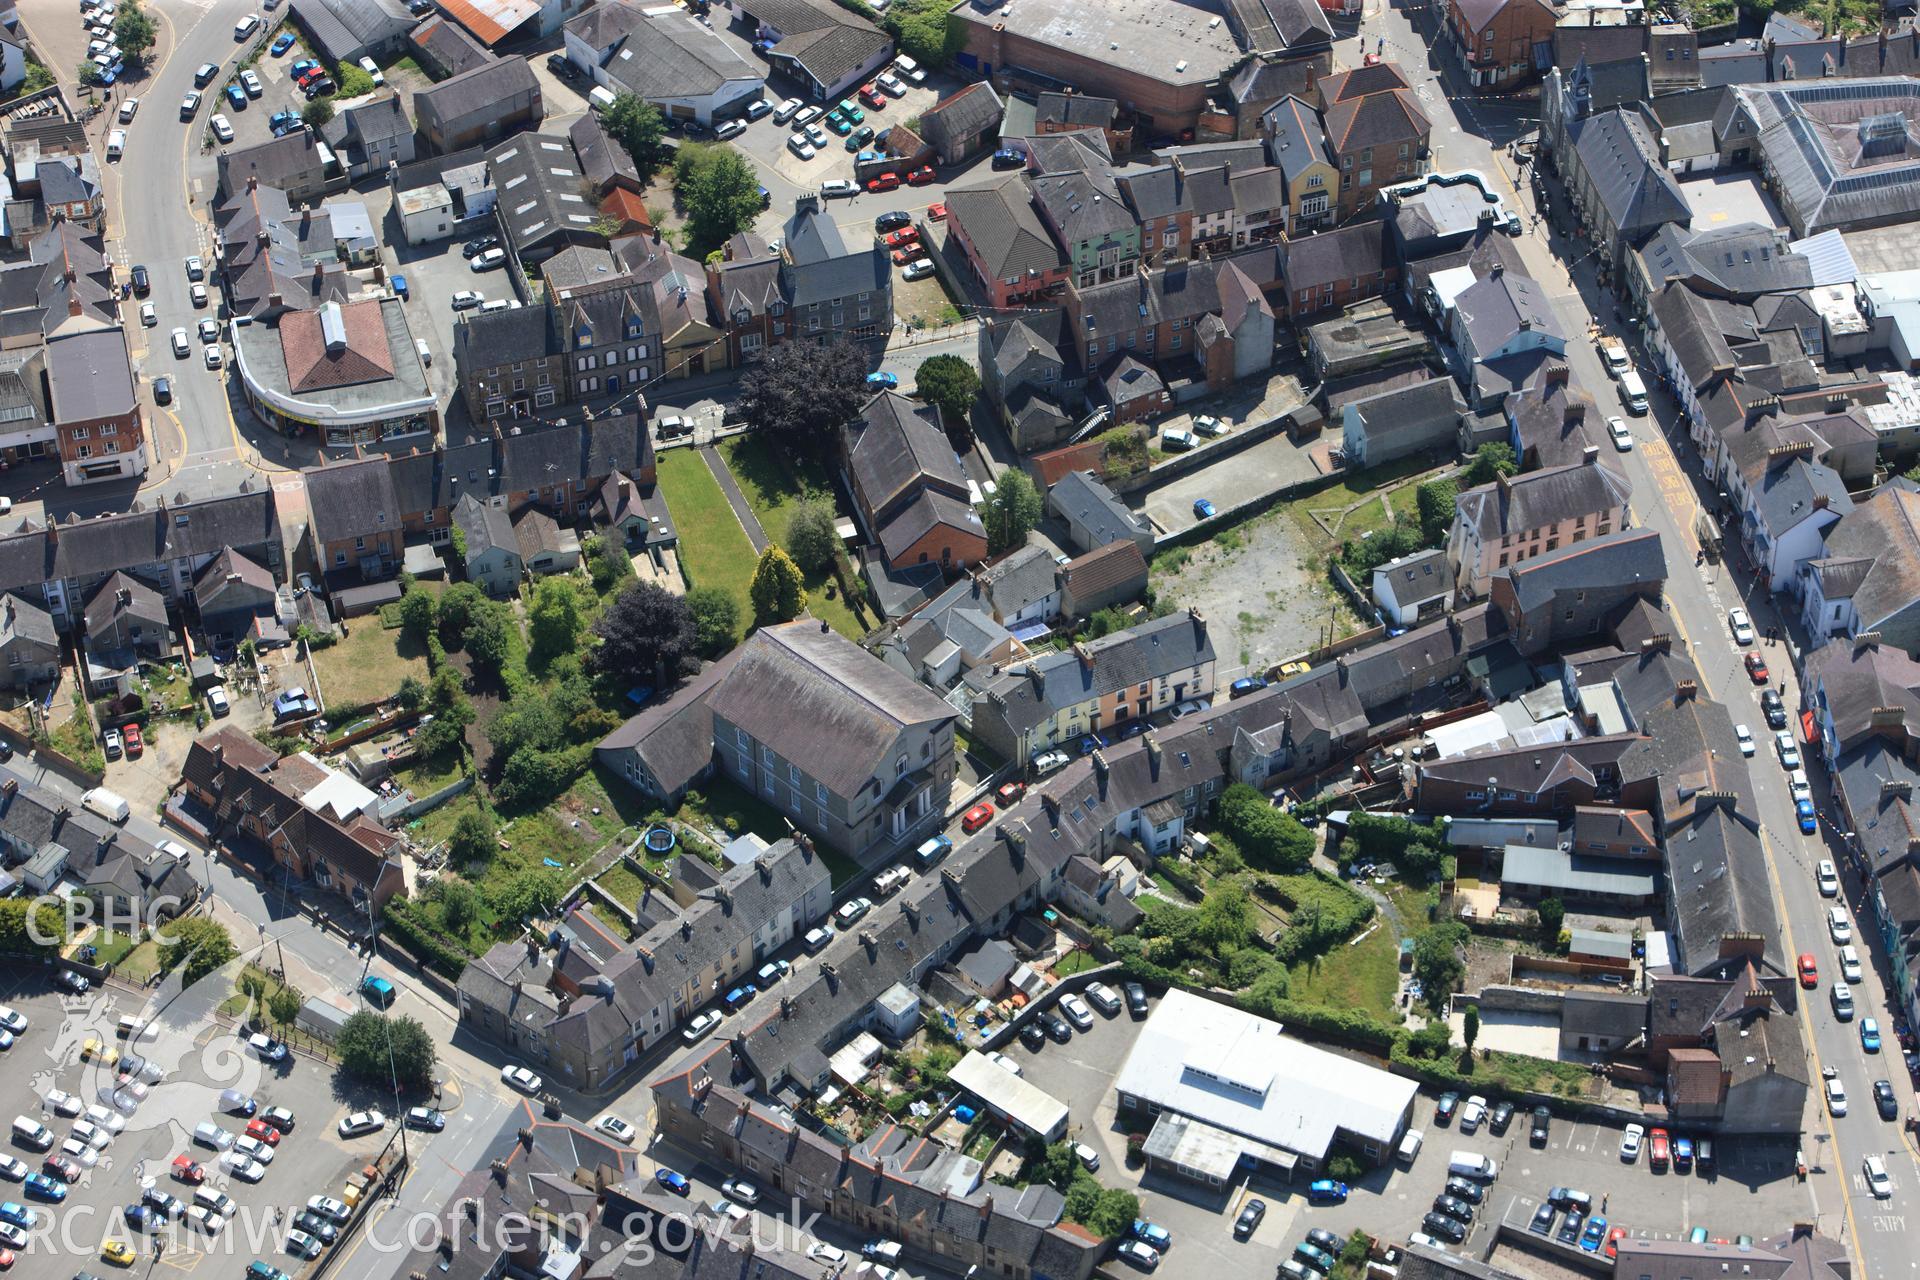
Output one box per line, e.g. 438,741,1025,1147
1077,732,1110,756
225,83,247,109
655,1169,689,1195
992,147,1025,168
1230,676,1267,699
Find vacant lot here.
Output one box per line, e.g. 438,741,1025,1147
657,449,757,639
312,624,430,713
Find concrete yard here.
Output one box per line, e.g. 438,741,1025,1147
1138,431,1322,536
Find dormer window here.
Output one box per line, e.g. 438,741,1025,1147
575,325,593,349
625,319,643,339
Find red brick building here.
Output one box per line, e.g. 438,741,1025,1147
944,171,1071,312
1446,0,1557,91
44,328,144,486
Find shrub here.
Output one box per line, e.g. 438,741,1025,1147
1215,783,1315,872
382,898,472,977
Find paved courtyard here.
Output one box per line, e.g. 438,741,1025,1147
1675,172,1784,232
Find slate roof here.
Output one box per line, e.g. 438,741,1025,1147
1637,222,1813,298
1023,130,1111,174
1035,92,1115,128
780,201,889,306
919,83,1005,152
1265,96,1330,183
575,4,759,101
1324,87,1430,157
1502,527,1667,615
569,114,641,195
1049,469,1148,547
1570,108,1690,236
454,492,518,561
976,611,1215,735
1345,376,1463,446
1114,165,1192,221
453,300,560,369
1032,168,1133,246
848,391,966,519
1815,485,1920,632
1224,0,1332,52
878,490,984,562
419,55,539,128
1456,456,1631,541
1739,78,1920,233
1281,221,1387,292
409,15,493,77
44,327,134,425
742,0,890,92
1318,62,1414,105
1804,636,1920,754
1078,250,1277,336
1751,455,1852,538
1456,269,1563,353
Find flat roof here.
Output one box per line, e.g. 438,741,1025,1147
1501,844,1658,896
955,0,1241,87
1112,989,1417,1160
950,1051,1070,1141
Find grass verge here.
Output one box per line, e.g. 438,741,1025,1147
657,449,757,639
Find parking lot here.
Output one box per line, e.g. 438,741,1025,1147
996,988,1816,1266
0,970,409,1280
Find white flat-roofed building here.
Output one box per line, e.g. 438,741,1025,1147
1114,988,1417,1178
949,1050,1069,1142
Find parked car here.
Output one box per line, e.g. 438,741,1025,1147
1307,1180,1349,1204
1232,1199,1265,1239
1728,607,1755,645
1040,1012,1071,1043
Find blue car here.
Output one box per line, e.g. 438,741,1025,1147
269,109,300,136
1193,498,1216,519
992,147,1025,168
723,983,758,1012
1077,732,1111,756
865,371,898,390
290,58,319,77
23,1174,64,1203
1308,1180,1350,1204
1797,798,1817,833
361,975,396,1008
270,31,296,54
1862,1017,1882,1052
1580,1216,1608,1252
655,1169,690,1195
1131,1220,1171,1249
0,1203,35,1228
225,83,247,109
1231,676,1267,699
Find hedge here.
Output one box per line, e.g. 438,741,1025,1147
381,899,470,980
1244,993,1400,1053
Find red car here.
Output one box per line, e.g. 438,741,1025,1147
170,1155,204,1184
244,1118,281,1145
906,165,935,185
1744,651,1769,684
891,244,928,265
122,723,142,758
866,173,901,193
961,802,995,834
1799,952,1819,987
883,227,920,248
996,781,1026,806
41,1155,79,1183
296,66,325,87
0,1247,16,1268
926,202,947,221
1648,1127,1671,1170
858,84,887,109
1604,1227,1626,1260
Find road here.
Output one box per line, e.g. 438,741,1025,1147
1366,0,1911,1271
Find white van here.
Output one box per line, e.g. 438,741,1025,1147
1619,369,1648,415
81,788,129,825
115,1015,149,1041
873,865,912,896
10,1116,52,1150
1397,1129,1425,1163
193,1186,237,1219
588,85,617,111
357,56,384,85
1447,1150,1498,1180
415,338,431,367
106,129,125,159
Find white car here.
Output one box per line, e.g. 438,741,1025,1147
1735,724,1755,756
59,1137,98,1166
787,134,817,159
720,1178,760,1207
902,260,936,281
1865,1154,1893,1198
0,1158,23,1182
682,1010,722,1044
118,97,138,122
835,897,874,926
450,290,484,310
198,318,221,343
139,301,156,326
807,1243,847,1265
772,97,803,123
83,1105,125,1134
1059,994,1094,1030
187,1206,224,1235
180,90,201,117
1831,908,1853,944
804,122,829,148
206,686,229,716
471,248,507,272
876,72,907,95
247,1032,287,1061
240,69,263,96
714,118,746,140
210,113,233,143
220,1152,267,1181
792,105,822,128
203,344,223,369
594,1114,636,1143
985,1051,1022,1077
1776,731,1800,769
1084,982,1121,1015
1818,860,1839,897
1728,607,1755,646
1841,945,1863,983
1619,1123,1644,1162
43,1090,81,1118
500,1065,542,1094
234,1135,275,1164
1607,415,1633,450
307,1196,350,1223
184,255,204,281
337,1110,385,1138
283,1229,319,1259
171,327,190,357
1826,1076,1848,1116
71,1119,110,1150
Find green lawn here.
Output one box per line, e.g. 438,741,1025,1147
1286,883,1423,1021
392,749,465,796
718,435,869,639
657,449,758,640
87,930,138,967
680,774,861,886
1288,457,1447,553
311,624,431,714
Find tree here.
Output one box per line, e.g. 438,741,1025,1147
1085,608,1128,638
159,917,236,988
1192,876,1253,951
916,354,981,444
1463,442,1517,487
591,580,695,684
437,582,485,646
879,0,965,68
464,605,513,678
20,61,53,95
527,577,587,670
267,984,303,1028
1462,1003,1480,1056
0,898,65,953
112,0,155,61
485,867,564,922
603,92,667,180
1407,1022,1452,1058
686,586,740,656
673,143,764,252
76,62,103,87
301,98,333,128
431,878,482,934
736,340,870,459
417,666,474,758
397,589,436,645
1412,922,1469,1011
1537,896,1566,943
749,545,807,624
396,675,428,713
487,698,564,760
784,499,840,575
980,469,1043,555
1215,783,1316,872
448,807,495,868
335,1010,437,1090
1415,477,1458,546
1082,1187,1140,1239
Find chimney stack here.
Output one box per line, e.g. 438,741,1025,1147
1546,364,1571,388
1583,445,1599,466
